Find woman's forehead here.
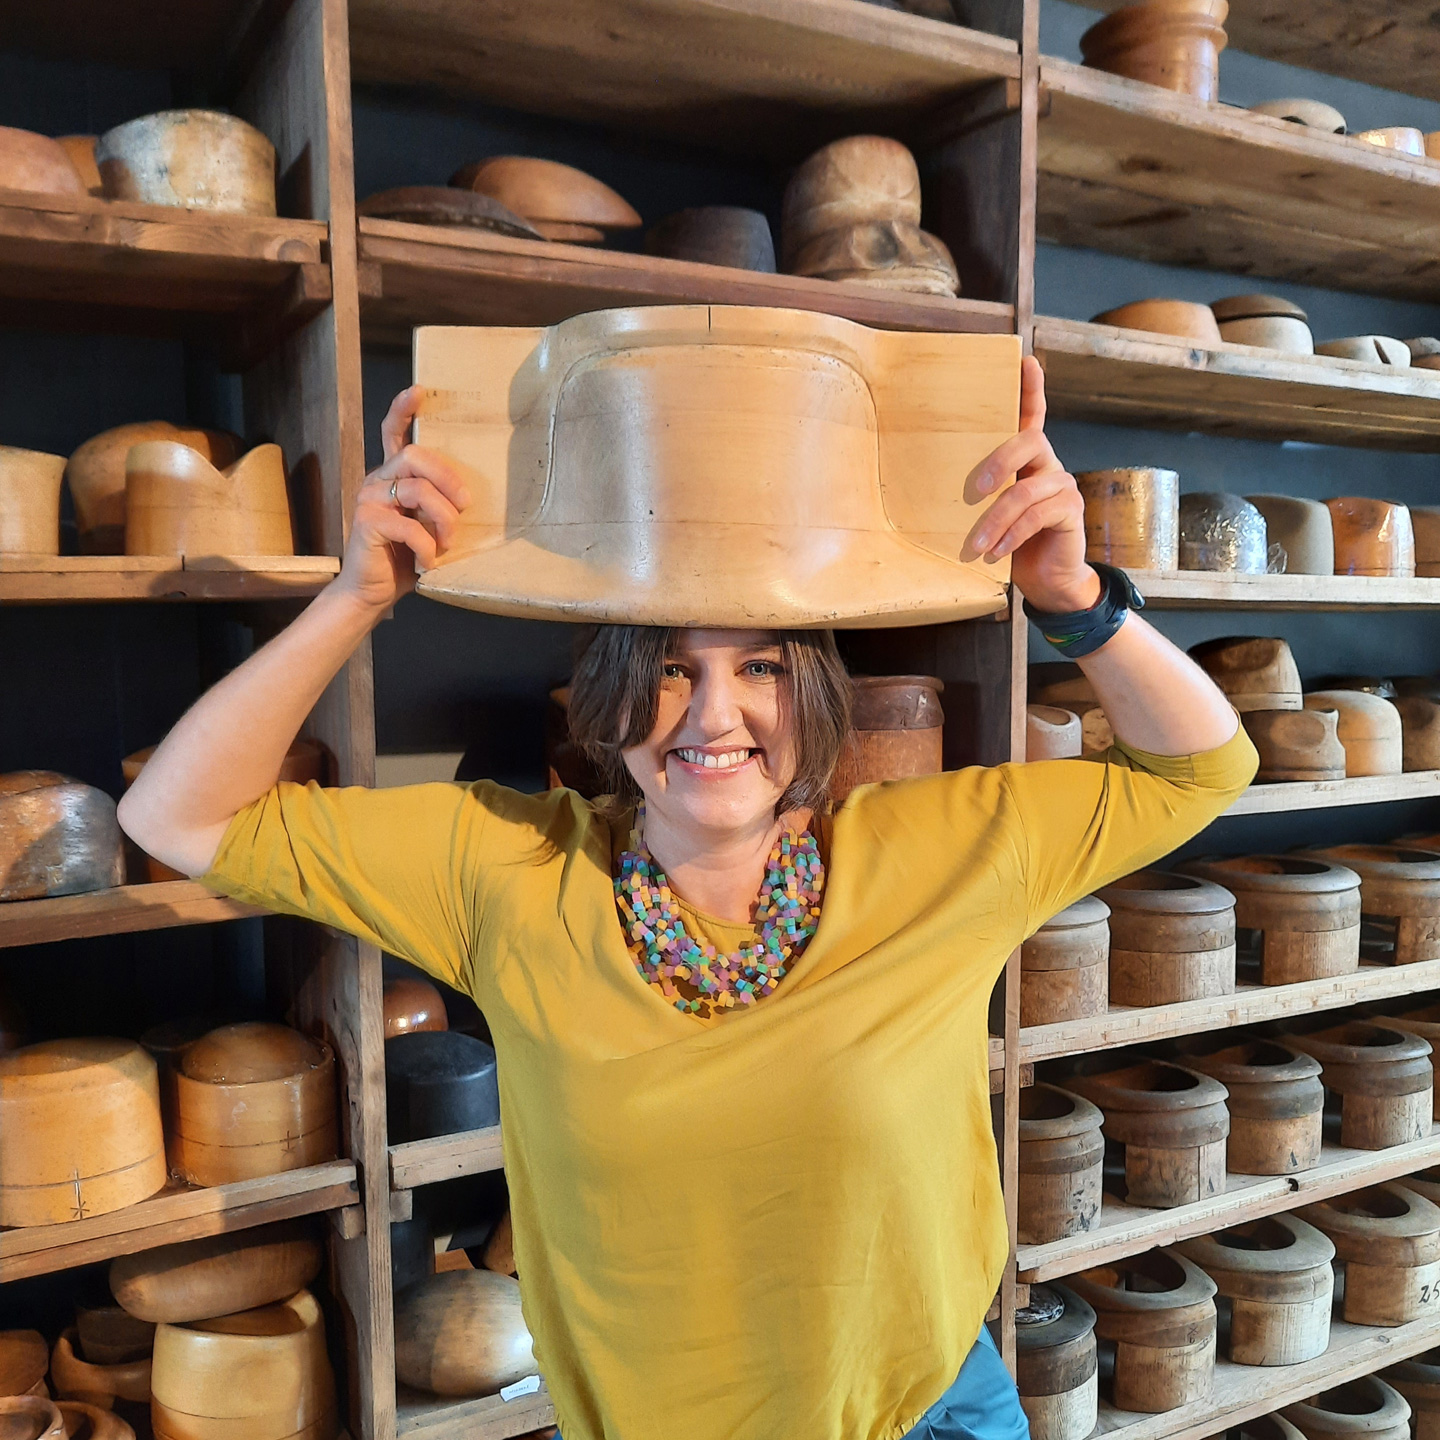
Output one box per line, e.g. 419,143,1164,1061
668,628,781,656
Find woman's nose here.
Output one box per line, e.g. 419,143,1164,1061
687,673,746,736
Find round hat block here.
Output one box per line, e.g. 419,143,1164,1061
55,1401,134,1439
1383,1349,1440,1440
356,186,541,240
1243,707,1346,783
787,218,959,296
450,157,640,241
0,126,85,198
0,1397,66,1440
149,1289,338,1440
780,136,922,268
170,1023,337,1187
1179,492,1268,573
0,772,125,903
1075,467,1179,571
0,447,65,556
1388,1010,1440,1119
49,1332,149,1409
644,207,776,273
1014,1283,1097,1440
1190,636,1302,712
1,1331,50,1397
1356,128,1427,156
96,110,276,216
1245,495,1334,575
1412,506,1440,576
1317,335,1413,366
1310,844,1440,964
1303,692,1402,776
1020,895,1110,1027
1394,695,1440,771
385,1031,499,1143
0,1039,165,1226
1080,0,1228,100
74,1305,154,1366
1250,98,1347,131
1326,497,1415,577
394,1270,537,1398
831,675,944,802
1017,1084,1105,1245
1026,705,1083,763
1029,666,1115,756
110,1219,323,1324
1286,1021,1433,1149
480,1210,516,1277
1092,299,1223,344
1211,295,1313,354
57,135,103,196
1285,1375,1412,1438
383,977,449,1041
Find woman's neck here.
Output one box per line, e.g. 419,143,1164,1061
640,807,802,924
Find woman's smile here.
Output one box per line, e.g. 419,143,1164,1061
669,745,761,775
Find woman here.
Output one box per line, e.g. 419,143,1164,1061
120,358,1256,1440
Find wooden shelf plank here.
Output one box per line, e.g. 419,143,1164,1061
1021,957,1440,1065
0,1160,358,1283
357,219,1015,341
396,1383,555,1439
1037,60,1440,302
0,881,265,949
1019,1126,1440,1283
1135,573,1440,610
1034,317,1440,451
348,0,1018,156
390,1126,505,1191
0,554,340,602
1226,772,1440,817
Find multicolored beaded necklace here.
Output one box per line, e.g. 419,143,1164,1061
615,805,825,1017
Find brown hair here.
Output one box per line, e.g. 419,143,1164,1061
567,626,851,815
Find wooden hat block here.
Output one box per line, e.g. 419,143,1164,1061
1014,1284,1098,1440
110,1220,324,1325
1079,0,1228,100
383,977,449,1040
1026,705,1083,762
55,1401,135,1439
831,675,943,802
412,307,1021,628
0,1397,66,1440
1075,467,1179,571
49,1332,149,1409
1285,1020,1433,1148
1191,636,1302,712
1326,498,1416,577
73,1306,153,1367
1212,295,1313,354
1092,299,1223,344
1250,98,1347,131
385,1031,499,1142
1317,335,1413,366
1179,492,1268,573
450,157,640,243
1030,666,1114,756
0,1039,165,1226
1357,128,1427,156
1303,692,1402,776
1,1331,49,1397
394,1271,537,1397
357,187,542,239
57,135,103,196
65,424,239,556
0,772,125,902
1285,1379,1413,1440
125,442,293,559
1388,1010,1440,1118
0,448,65,556
149,1289,338,1440
645,207,775,272
1394,695,1440,771
1412,506,1440,576
788,220,959,296
1245,495,1334,575
1020,895,1109,1027
1384,1350,1440,1440
1097,870,1236,1007
169,1023,337,1187
1243,708,1345,783
780,136,921,262
96,111,277,216
0,127,85,197
1310,844,1440,963
1017,1084,1105,1245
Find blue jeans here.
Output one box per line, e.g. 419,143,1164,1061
907,1325,1031,1440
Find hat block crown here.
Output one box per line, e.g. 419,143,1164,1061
413,305,1020,628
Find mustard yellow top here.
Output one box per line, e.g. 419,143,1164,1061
204,728,1256,1440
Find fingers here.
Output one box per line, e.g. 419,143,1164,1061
1018,355,1048,434
364,505,439,571
389,475,462,550
364,444,473,513
967,468,1081,560
969,427,1059,497
981,490,1084,562
381,386,424,462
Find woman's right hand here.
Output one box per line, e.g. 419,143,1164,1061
333,385,474,615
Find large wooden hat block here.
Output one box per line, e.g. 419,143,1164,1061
49,1330,149,1409
1299,1183,1440,1325
0,1396,66,1440
1284,1379,1412,1440
1243,708,1346,783
830,675,944,801
393,1270,537,1398
1191,637,1302,712
1,1329,49,1397
411,307,1021,628
1014,1284,1098,1440
1304,693,1403,776
0,447,65,556
74,1304,154,1367
1312,846,1440,963
0,772,126,903
1020,896,1110,1027
1286,1021,1433,1148
1017,1084,1105,1245
1075,467,1180,571
1177,1214,1334,1365
1384,1350,1440,1440
1097,871,1236,1007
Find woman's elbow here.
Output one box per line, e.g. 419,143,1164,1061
117,790,221,880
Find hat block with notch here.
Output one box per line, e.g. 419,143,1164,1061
412,305,1021,629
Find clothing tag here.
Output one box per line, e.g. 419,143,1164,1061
500,1374,543,1402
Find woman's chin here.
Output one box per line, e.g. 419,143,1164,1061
651,768,785,835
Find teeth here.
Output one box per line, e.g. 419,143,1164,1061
676,748,751,770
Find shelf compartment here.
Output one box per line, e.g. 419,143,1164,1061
1135,573,1440,610
0,881,265,950
1019,1126,1440,1284
1034,317,1440,450
1036,60,1440,302
1225,772,1440,817
357,219,1015,342
347,0,1019,156
396,1383,555,1439
0,554,341,603
0,1159,358,1283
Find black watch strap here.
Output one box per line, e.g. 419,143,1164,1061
1023,564,1145,658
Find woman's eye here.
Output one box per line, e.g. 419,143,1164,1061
746,661,781,678
663,664,685,680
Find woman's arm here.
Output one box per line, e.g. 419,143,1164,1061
118,388,471,877
966,357,1238,757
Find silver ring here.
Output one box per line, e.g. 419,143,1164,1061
388,478,400,506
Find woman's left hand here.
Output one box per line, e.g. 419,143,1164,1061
966,355,1100,614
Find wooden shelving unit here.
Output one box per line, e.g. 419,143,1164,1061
0,881,265,949
396,1384,556,1440
1137,573,1440,610
0,554,341,602
1226,772,1440,817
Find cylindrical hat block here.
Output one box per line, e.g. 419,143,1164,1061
1079,0,1228,100
1020,895,1110,1027
1179,492,1268,573
1179,855,1360,984
1311,844,1440,964
1017,1084,1105,1245
1246,495,1334,575
49,1331,149,1409
1284,1379,1412,1440
1388,1010,1440,1119
74,1304,154,1366
393,1270,537,1398
645,207,776,272
1303,692,1402,776
149,1289,338,1440
383,977,449,1040
386,1031,500,1142
1212,295,1313,355
1014,1284,1098,1440
0,1397,66,1440
1393,696,1440,771
831,676,944,803
1326,498,1416,578
1030,667,1115,757
1093,299,1223,344
0,447,65,556
1,1330,50,1397
1075,468,1180,571
1285,1021,1433,1149
1069,1249,1217,1412
110,1220,323,1324
780,135,921,269
1191,637,1302,713
1383,1351,1440,1440
1070,1060,1229,1207
1413,506,1440,577
0,1039,165,1226
1026,705,1083,763
96,110,277,215
55,1401,135,1439
1177,1213,1333,1364
1181,1038,1323,1175
170,1023,337,1186
0,772,126,902
1242,709,1346,783
1097,870,1236,1007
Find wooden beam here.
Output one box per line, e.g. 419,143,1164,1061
1135,573,1440,611
389,1127,506,1191
0,881,263,950
1226,771,1440,817
396,1385,556,1439
0,555,339,604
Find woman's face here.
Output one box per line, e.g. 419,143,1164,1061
622,629,797,838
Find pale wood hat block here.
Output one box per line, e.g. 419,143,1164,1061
412,307,1022,628
645,207,776,273
73,1306,153,1367
1075,467,1180,571
0,127,86,198
1309,844,1440,964
1316,335,1413,366
125,442,293,559
0,1397,65,1440
1026,705,1083,763
1179,492,1268,573
110,1220,324,1325
0,1039,165,1225
1178,855,1360,985
449,157,640,243
1386,1010,1440,1118
1079,0,1229,100
1382,1351,1440,1440
65,423,239,556
49,1332,149,1410
1030,666,1114,756
1326,497,1416,577
1176,1213,1333,1365
1410,506,1440,576
0,448,65,556
1250,98,1347,131
0,772,125,902
1020,894,1110,1028
1013,1283,1098,1440
780,135,922,266
1178,1038,1324,1175
1242,707,1345,783
1,1331,50,1397
1356,128,1427,157
149,1289,338,1440
1191,636,1302,711
1303,692,1402,776
57,135,103,197
1284,1378,1413,1440
1067,1248,1217,1413
1096,870,1236,1008
1016,1083,1105,1245
1245,495,1334,575
356,186,542,240
1092,299,1223,344
1408,338,1440,370
55,1401,134,1439
169,1023,337,1187
1284,1020,1433,1149
393,1270,537,1398
1069,1059,1230,1208
831,675,944,802
95,111,276,216
787,219,959,297
1211,294,1313,355
1393,695,1440,771
383,977,449,1041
